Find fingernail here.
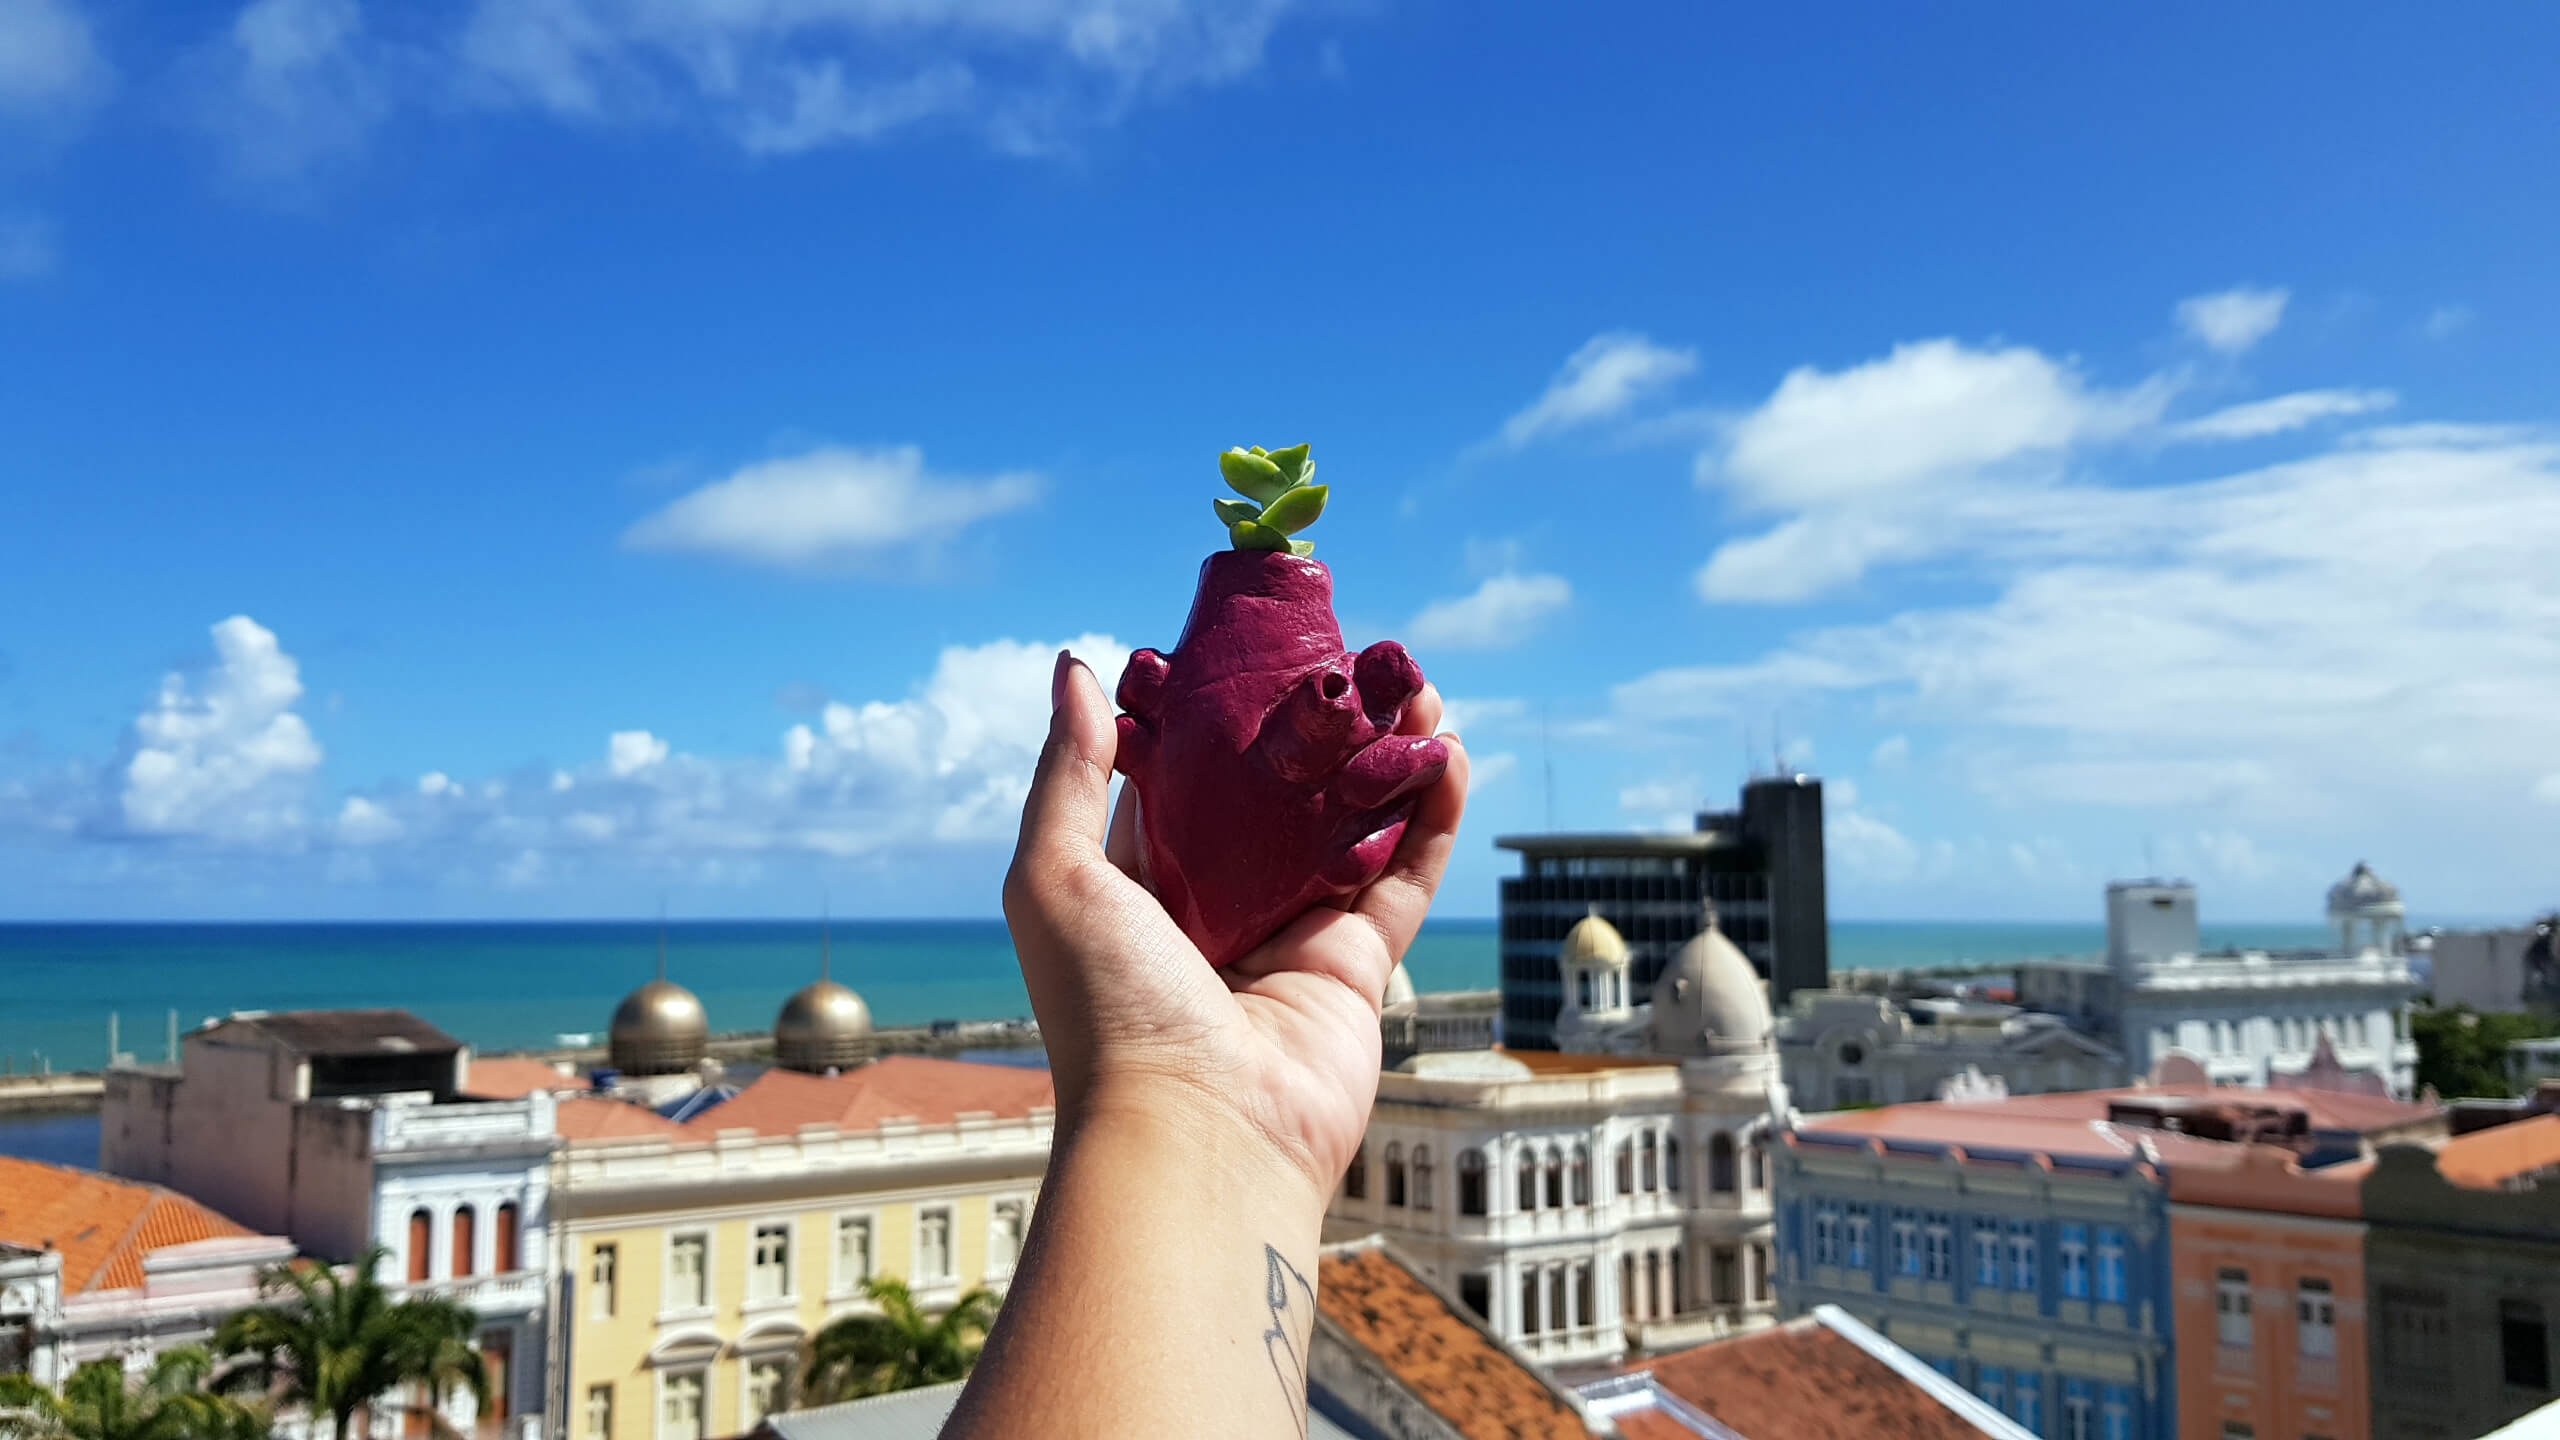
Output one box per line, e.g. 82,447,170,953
1442,731,1463,746
1052,650,1074,710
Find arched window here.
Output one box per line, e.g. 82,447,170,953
1578,972,1593,1010
1517,1148,1539,1211
451,1206,476,1279
1548,1267,1568,1335
1386,1142,1407,1207
1646,1250,1663,1318
407,1209,431,1283
1665,1136,1683,1194
1345,1147,1367,1200
1670,1246,1685,1313
1412,1146,1435,1211
1520,1270,1540,1335
495,1202,520,1273
1641,1131,1659,1192
1620,1254,1636,1320
1458,1149,1487,1216
1710,1132,1738,1193
1571,1144,1591,1206
1544,1147,1564,1209
1616,1139,1634,1196
1747,1142,1767,1191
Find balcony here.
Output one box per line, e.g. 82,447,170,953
399,1270,545,1317
1515,1323,1623,1365
2296,1355,2338,1391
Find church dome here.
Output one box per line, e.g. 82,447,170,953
2327,861,2403,916
609,978,709,1076
1646,907,1772,1058
1382,963,1418,1014
775,978,875,1073
1559,910,1631,970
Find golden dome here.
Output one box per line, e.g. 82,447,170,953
1559,910,1631,970
609,978,709,1076
775,978,875,1073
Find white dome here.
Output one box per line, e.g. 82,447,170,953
1396,1050,1533,1080
1382,963,1418,1013
1559,910,1630,971
1646,909,1772,1058
2326,861,2403,916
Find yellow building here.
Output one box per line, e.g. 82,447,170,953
551,1057,1054,1440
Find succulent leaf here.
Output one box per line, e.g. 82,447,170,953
1258,484,1327,535
1221,448,1291,504
1288,539,1315,557
1266,442,1312,484
1229,518,1293,551
1213,498,1263,527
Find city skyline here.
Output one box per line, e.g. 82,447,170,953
3,6,2557,923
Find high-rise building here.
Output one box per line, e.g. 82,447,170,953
1495,775,1827,1052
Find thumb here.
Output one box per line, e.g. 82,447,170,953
1013,651,1117,872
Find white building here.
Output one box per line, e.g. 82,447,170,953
1777,991,2126,1111
2016,865,2420,1099
100,1010,558,1440
1327,908,1784,1373
2431,920,2559,1013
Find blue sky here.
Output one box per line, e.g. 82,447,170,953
3,2,2556,924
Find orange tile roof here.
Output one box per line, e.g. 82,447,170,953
0,1156,256,1294
1637,1315,1995,1440
1315,1241,1594,1440
1609,1411,1698,1440
1801,1084,2438,1167
463,1057,577,1100
555,1096,689,1142
685,1056,1054,1138
2436,1113,2560,1189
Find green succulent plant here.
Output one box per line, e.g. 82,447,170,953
1215,443,1327,556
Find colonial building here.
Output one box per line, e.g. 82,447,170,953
1329,909,1783,1372
2016,867,2420,1100
0,1158,294,1388
1495,774,1828,1051
1778,991,2126,1110
554,1056,1052,1440
2430,919,2560,1014
99,1009,558,1439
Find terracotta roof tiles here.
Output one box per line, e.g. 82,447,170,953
555,1096,688,1142
463,1057,577,1100
1637,1314,2002,1440
0,1156,257,1294
2436,1112,2560,1189
686,1056,1053,1139
1315,1241,1594,1440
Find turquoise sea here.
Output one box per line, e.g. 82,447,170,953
0,918,2341,1075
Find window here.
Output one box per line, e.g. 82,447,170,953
1344,1147,1367,1200
1576,1264,1594,1327
2298,1277,2335,1358
1845,1209,1872,1269
1641,1131,1659,1192
2062,1377,2093,1440
1751,1243,1771,1302
2059,1223,2089,1299
2150,1027,2173,1058
584,1384,613,1440
1545,1146,1565,1208
919,1209,953,1281
1578,972,1593,1009
1571,1144,1591,1205
2100,1383,2132,1440
1665,1136,1682,1194
2504,1300,2551,1390
833,1215,874,1291
2012,1371,2041,1432
2216,1267,2253,1347
453,1206,477,1279
1712,1247,1738,1305
1972,1220,2002,1288
750,1223,792,1302
2219,1426,2253,1440
1924,1213,1952,1282
1412,1146,1435,1211
668,1233,708,1310
1669,1247,1685,1313
1386,1143,1407,1207
1520,1269,1540,1335
1550,1266,1569,1330
746,1360,788,1426
660,1372,703,1440
1976,1365,2007,1415
2379,1285,2451,1385
2094,1227,2126,1303
1621,1254,1637,1320
2007,1220,2037,1292
1891,1210,1920,1277
1646,1250,1663,1318
1747,1143,1766,1191
1709,1132,1737,1193
408,1209,432,1283
2215,1020,2232,1054
1616,1139,1635,1196
1834,1074,1874,1108
495,1203,520,1273
1815,1206,1840,1265
1518,1147,1539,1211
990,1200,1025,1275
1458,1149,1486,1216
589,1244,618,1320
1459,1272,1491,1320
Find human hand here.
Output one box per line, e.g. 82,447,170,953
1002,649,1469,1198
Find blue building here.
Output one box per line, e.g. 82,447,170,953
1770,1093,2175,1440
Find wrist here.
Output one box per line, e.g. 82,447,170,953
1060,1073,1334,1223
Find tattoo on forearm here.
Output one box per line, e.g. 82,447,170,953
1261,1244,1315,1434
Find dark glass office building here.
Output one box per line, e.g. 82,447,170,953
1495,775,1827,1051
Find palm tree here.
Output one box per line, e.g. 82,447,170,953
213,1249,487,1440
800,1278,999,1403
0,1346,269,1440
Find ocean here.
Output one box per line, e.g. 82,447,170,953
0,917,2343,1075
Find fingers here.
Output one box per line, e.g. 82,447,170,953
1350,732,1468,961
1104,781,1143,882
1010,652,1118,883
1394,681,1443,739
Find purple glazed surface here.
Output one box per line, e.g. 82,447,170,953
1112,550,1451,969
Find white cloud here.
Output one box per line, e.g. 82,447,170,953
336,794,400,844
1467,752,1517,790
1871,735,1910,770
196,0,388,179
606,730,668,776
0,215,52,280
2424,304,2474,341
119,616,322,841
2171,388,2396,442
1494,332,1696,449
1436,696,1524,739
623,445,1039,570
2176,286,2289,354
1407,573,1572,651
417,771,455,796
0,0,109,115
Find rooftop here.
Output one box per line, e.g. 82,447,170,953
555,1096,689,1142
1798,1084,2438,1173
1316,1237,1595,1440
755,1380,1360,1440
200,1008,461,1058
461,1056,576,1100
2434,1113,2560,1189
1495,831,1739,857
685,1055,1053,1138
1607,1305,2030,1439
0,1156,258,1293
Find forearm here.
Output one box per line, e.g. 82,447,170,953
946,1094,1330,1440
